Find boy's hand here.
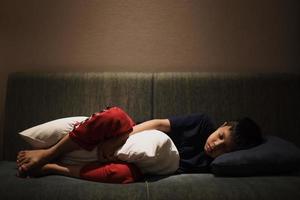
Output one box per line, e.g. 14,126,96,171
97,133,129,162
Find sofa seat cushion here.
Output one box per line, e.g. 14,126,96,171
145,173,300,200
0,161,147,200
1,162,300,200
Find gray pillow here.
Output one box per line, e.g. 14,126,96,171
210,136,300,176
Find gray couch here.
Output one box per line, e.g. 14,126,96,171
1,72,300,200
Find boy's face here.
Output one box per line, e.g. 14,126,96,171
204,122,235,158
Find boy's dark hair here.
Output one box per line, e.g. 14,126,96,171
227,117,263,151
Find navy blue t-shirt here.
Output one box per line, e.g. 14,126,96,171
168,113,216,173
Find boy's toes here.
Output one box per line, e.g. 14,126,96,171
17,152,25,161
16,167,28,178
17,158,30,168
17,153,24,160
17,157,26,166
17,151,26,157
18,164,30,174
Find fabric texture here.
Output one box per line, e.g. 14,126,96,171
153,73,300,147
4,72,153,161
69,106,135,151
80,162,142,184
3,72,300,200
210,136,300,176
0,161,148,200
2,161,300,200
168,113,215,173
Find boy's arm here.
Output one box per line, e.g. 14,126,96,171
129,119,171,135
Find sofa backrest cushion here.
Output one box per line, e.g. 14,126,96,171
4,72,152,160
153,73,300,147
4,72,300,161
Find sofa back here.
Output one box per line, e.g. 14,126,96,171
153,73,300,146
3,72,152,160
3,72,300,160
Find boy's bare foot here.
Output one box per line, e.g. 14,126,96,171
17,163,82,178
25,163,64,177
16,149,54,176
17,163,52,178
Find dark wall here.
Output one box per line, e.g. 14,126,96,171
0,0,299,159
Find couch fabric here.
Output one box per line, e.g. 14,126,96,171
1,72,300,200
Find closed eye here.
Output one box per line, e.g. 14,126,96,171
219,132,224,140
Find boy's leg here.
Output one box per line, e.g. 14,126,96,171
28,162,142,184
23,162,83,178
17,107,135,176
79,162,142,184
68,106,135,151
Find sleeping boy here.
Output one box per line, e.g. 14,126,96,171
16,106,263,183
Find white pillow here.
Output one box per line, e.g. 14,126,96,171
18,117,98,164
116,130,179,175
19,118,179,175
19,116,88,149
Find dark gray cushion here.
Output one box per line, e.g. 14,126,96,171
4,72,153,161
153,73,300,147
211,136,300,176
146,173,300,200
